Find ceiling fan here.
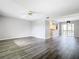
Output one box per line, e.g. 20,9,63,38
27,10,48,16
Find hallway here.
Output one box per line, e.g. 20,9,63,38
0,37,79,59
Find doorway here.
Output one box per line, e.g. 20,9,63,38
61,23,74,36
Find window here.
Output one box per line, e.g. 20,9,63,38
61,23,74,36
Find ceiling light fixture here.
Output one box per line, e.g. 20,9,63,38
67,21,71,23
28,11,32,15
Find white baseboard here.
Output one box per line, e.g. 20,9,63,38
0,36,32,41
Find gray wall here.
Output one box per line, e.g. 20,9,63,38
74,20,79,37
0,16,46,40
45,20,49,39
0,16,32,40
32,20,45,39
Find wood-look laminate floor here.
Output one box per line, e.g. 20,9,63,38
0,36,79,59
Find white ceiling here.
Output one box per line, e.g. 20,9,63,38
0,0,79,21
15,0,79,17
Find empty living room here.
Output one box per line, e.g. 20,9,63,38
0,0,79,59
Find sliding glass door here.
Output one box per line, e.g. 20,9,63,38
61,23,74,36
